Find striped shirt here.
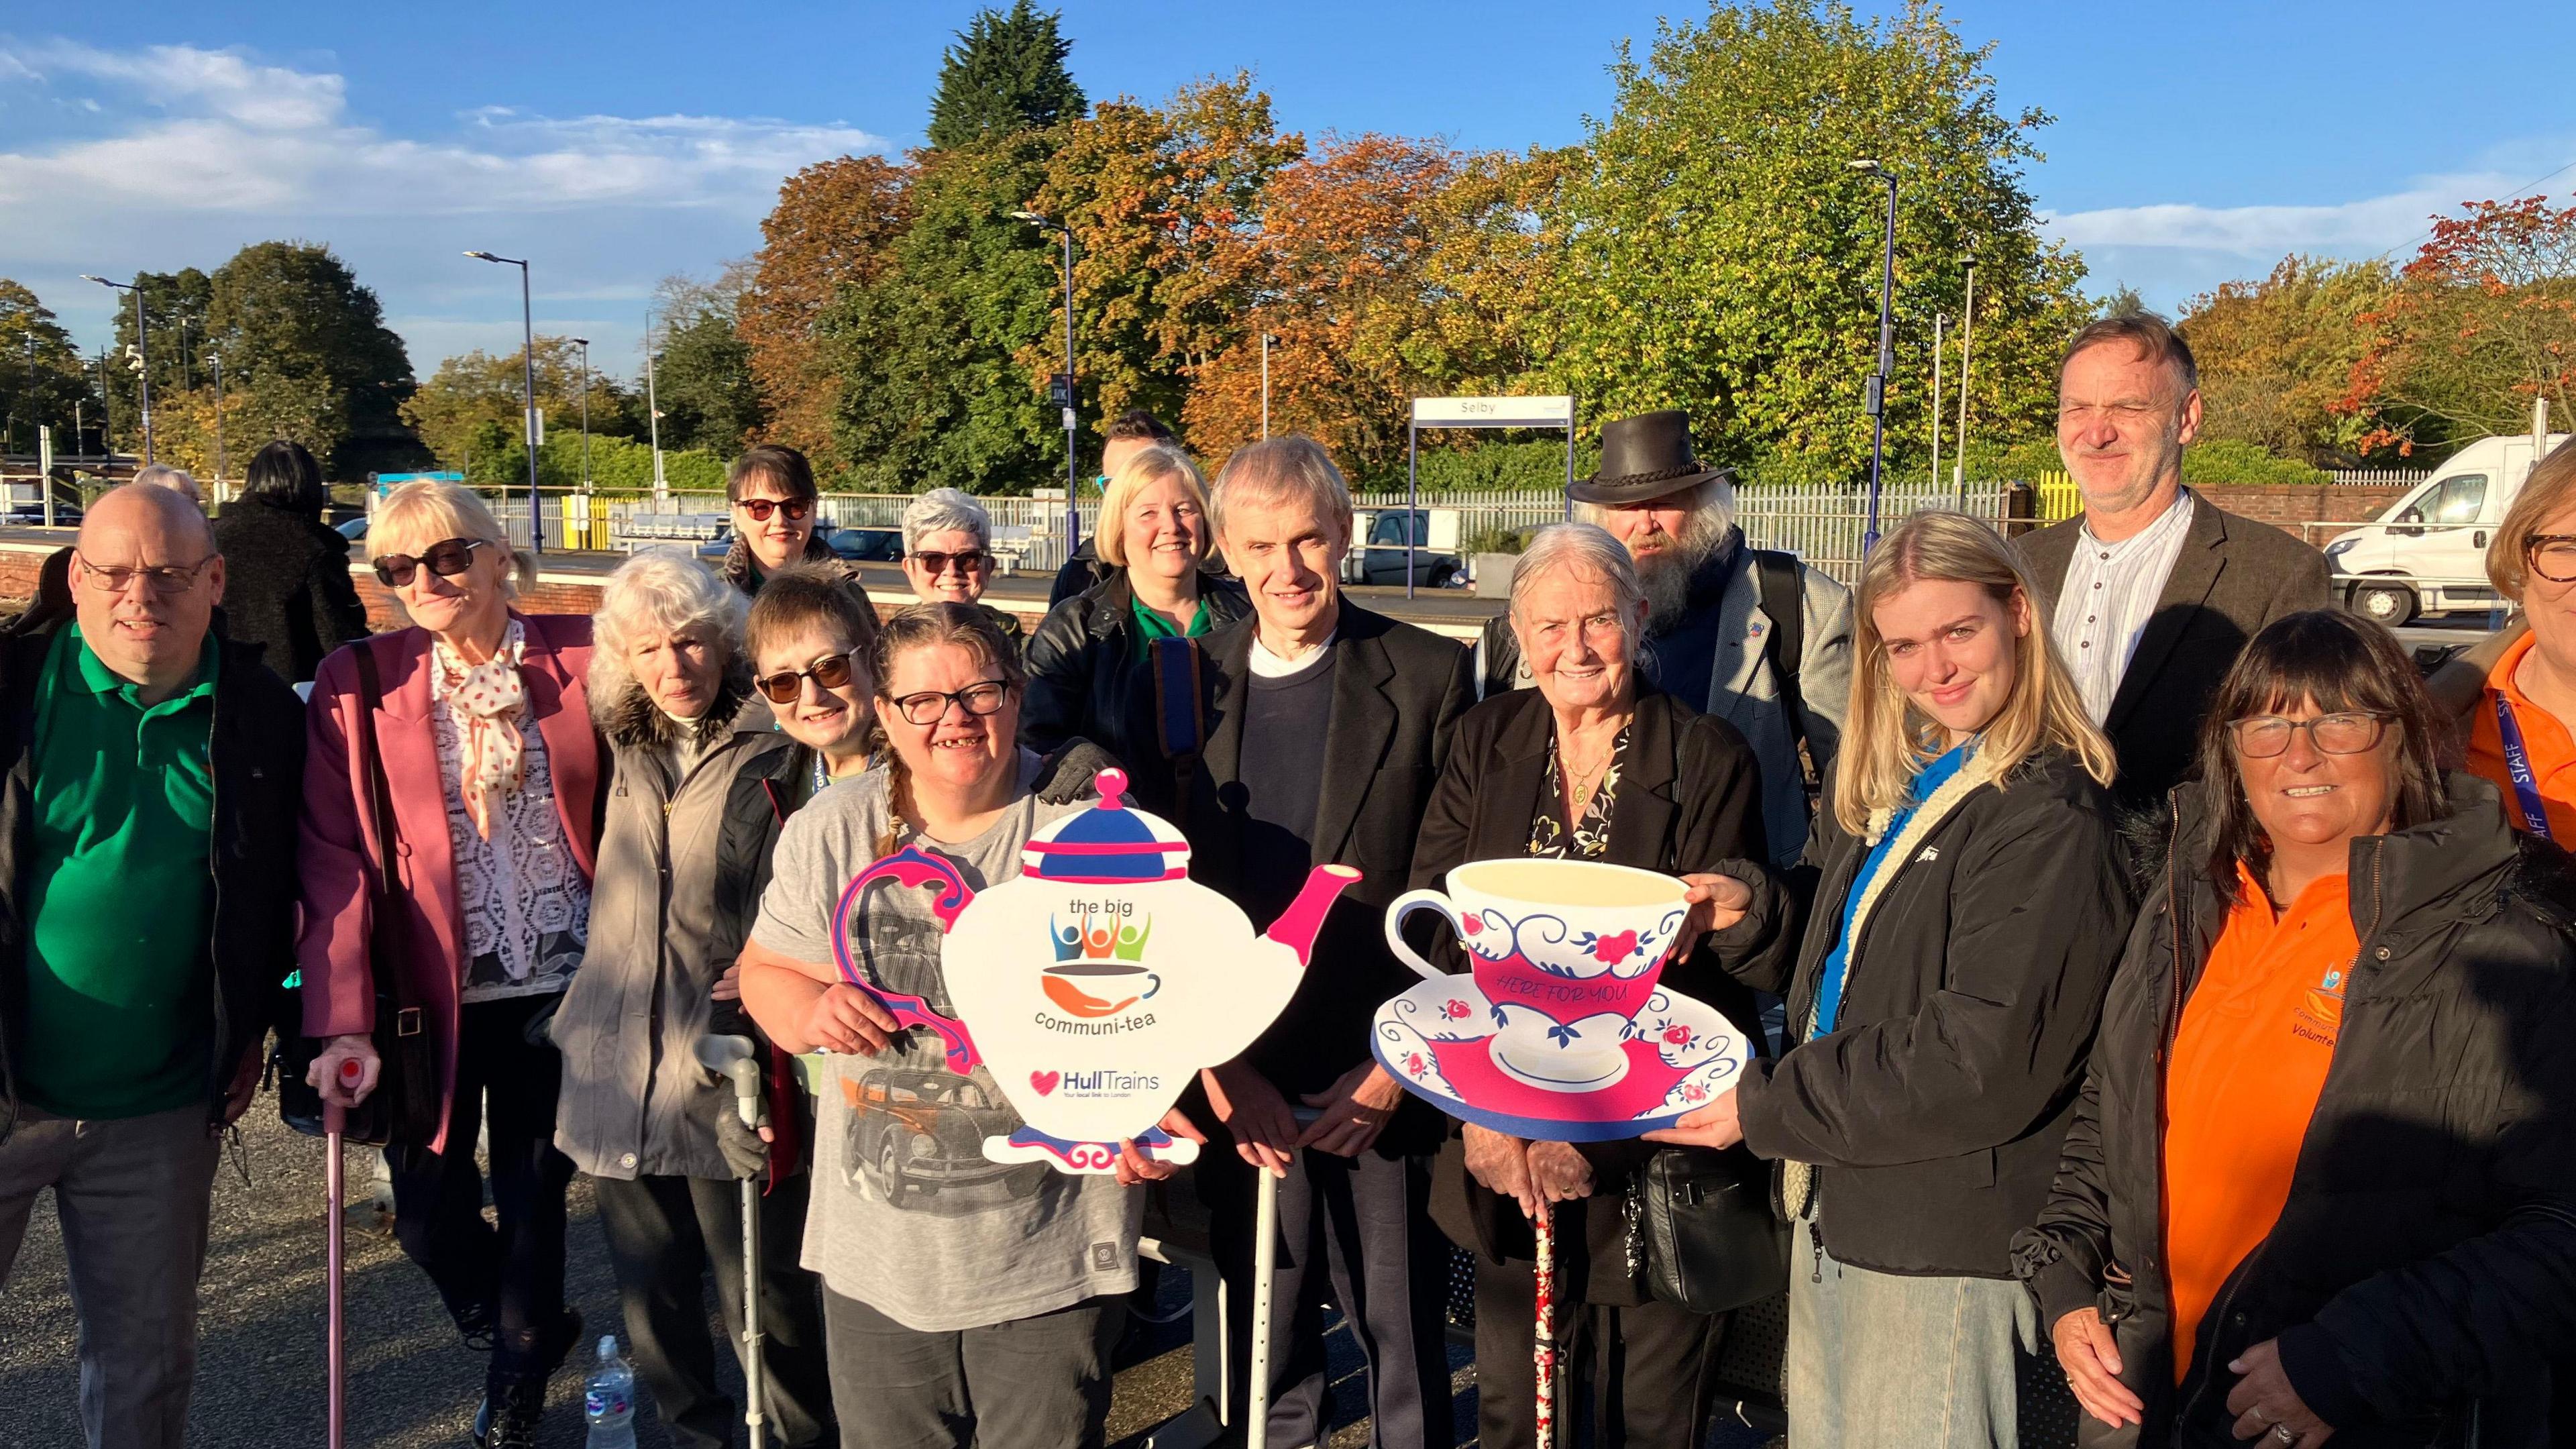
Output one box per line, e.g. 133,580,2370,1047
2052,490,2196,724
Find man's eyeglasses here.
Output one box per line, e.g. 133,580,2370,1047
736,497,812,524
372,537,487,588
2228,712,2391,759
2525,533,2576,584
75,551,217,598
888,679,1010,726
910,549,991,576
755,652,858,705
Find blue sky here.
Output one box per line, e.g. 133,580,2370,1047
5,1,2573,382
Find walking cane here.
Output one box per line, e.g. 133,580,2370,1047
697,1036,767,1445
326,1056,364,1449
1246,1107,1323,1449
1533,1200,1558,1449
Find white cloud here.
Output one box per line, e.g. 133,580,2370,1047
0,39,892,371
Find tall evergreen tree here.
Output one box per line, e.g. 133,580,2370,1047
925,1,1085,152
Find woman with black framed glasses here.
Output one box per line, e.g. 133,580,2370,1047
2017,608,2576,1449
299,480,603,1447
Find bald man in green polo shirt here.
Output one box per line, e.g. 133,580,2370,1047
0,484,308,1449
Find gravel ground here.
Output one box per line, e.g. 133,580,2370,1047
0,1106,1766,1448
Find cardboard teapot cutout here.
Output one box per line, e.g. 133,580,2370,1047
835,769,1359,1174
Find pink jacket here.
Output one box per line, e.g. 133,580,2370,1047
297,614,602,1155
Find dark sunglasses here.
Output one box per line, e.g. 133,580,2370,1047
373,537,486,588
889,679,1009,726
911,549,991,576
736,497,812,523
755,652,858,705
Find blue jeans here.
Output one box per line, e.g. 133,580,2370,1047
1786,1214,2040,1448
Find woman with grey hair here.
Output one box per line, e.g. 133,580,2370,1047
1411,521,1795,1449
900,486,1024,645
548,548,839,1449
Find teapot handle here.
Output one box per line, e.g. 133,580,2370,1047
832,845,981,1074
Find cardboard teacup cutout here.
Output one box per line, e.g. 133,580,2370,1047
835,769,1360,1174
1373,857,1750,1142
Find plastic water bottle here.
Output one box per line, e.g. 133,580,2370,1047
583,1335,637,1448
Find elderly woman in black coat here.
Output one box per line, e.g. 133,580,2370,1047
209,439,370,682
1413,522,1796,1449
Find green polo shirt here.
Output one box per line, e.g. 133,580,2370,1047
21,623,220,1120
1129,595,1212,659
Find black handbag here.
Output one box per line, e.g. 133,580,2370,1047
1630,1145,1790,1316
276,644,441,1149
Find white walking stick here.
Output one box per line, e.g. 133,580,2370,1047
697,1035,767,1444
1247,1108,1323,1449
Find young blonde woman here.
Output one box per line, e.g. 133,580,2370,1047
1649,509,2133,1448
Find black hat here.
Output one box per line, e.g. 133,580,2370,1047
1568,410,1733,504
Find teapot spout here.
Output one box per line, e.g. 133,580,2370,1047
1262,864,1362,967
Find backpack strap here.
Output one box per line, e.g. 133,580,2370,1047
1752,549,1808,759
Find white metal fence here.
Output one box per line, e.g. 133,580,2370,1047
472,480,2017,588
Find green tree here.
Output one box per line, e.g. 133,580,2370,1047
1541,1,2090,479
2180,255,2392,464
925,1,1085,150
103,269,214,427
0,280,98,455
650,266,763,455
402,337,633,475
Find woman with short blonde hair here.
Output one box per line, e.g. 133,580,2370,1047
1648,508,2131,1448
1022,444,1249,765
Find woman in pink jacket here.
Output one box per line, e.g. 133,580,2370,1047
302,480,603,1449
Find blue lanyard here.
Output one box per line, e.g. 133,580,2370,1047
2494,694,2558,843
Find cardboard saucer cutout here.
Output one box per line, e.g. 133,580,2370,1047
1375,857,1750,1142
836,768,1359,1174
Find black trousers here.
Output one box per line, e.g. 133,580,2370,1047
1471,1253,1722,1449
594,1172,836,1449
1199,1146,1457,1449
386,994,577,1381
822,1290,1123,1449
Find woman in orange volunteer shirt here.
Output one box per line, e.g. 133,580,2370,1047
2014,610,2576,1449
2457,441,2576,842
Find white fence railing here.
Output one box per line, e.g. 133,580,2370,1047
2328,468,2430,486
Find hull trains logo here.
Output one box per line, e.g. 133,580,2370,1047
1035,902,1161,1036
1033,1067,1161,1099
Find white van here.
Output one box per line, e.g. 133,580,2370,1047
2326,432,2569,625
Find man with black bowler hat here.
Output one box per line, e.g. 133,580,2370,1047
1481,409,1852,863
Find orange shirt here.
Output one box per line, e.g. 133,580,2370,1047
2161,863,2353,1381
2467,631,2576,843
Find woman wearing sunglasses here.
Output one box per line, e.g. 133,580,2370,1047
724,444,875,609
899,488,1025,649
2020,609,2576,1449
549,551,839,1449
299,480,602,1446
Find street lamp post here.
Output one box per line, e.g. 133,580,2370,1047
1010,210,1079,559
465,251,543,556
571,337,593,492
643,309,667,509
1260,333,1275,439
1931,312,1945,490
207,351,226,496
80,275,152,463
1847,160,1898,549
1953,258,1977,504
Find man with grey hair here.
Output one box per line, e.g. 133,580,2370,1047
899,486,1024,645
1481,409,1852,864
0,484,305,1449
1150,435,1471,1449
130,464,203,508
2013,311,2328,811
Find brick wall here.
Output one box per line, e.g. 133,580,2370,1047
2191,484,2414,545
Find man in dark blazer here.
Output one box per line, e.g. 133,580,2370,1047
2015,313,2331,811
1153,435,1472,1449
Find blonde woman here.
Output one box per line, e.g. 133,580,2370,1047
300,480,600,1446
1021,444,1250,765
1648,509,2131,1448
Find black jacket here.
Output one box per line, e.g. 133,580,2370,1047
0,574,306,1141
1022,571,1251,769
209,495,371,684
1735,744,2132,1277
2012,777,2576,1448
1151,602,1475,1114
1413,687,1801,1293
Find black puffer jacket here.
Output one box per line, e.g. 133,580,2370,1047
1021,570,1250,767
209,495,370,684
2012,777,2576,1448
1735,744,2133,1277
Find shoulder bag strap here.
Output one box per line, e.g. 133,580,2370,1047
348,645,423,1038
1753,549,1807,758
1150,635,1208,808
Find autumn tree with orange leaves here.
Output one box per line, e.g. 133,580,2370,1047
741,156,914,474
2341,194,2576,455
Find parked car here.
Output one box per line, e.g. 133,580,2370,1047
841,1066,1024,1202
827,526,904,564
336,517,368,543
2328,431,2571,624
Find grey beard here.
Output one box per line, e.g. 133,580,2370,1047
1636,504,1735,631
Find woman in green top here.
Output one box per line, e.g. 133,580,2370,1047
1022,444,1250,768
